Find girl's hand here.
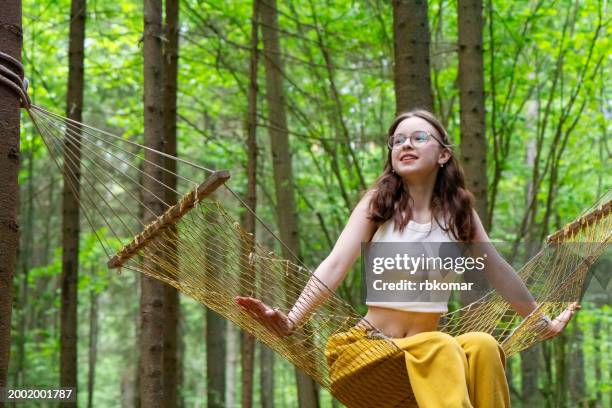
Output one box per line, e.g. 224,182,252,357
538,302,581,340
234,296,296,337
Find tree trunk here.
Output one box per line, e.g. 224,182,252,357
225,323,238,407
14,134,35,388
162,0,180,405
162,286,179,408
0,0,21,398
134,274,142,408
393,0,434,113
568,318,585,406
206,309,226,408
241,1,260,407
260,0,319,406
553,336,566,407
87,288,99,408
593,319,602,405
43,172,56,264
177,331,185,408
520,105,540,407
457,0,488,228
140,0,166,405
260,344,275,408
61,0,86,399
205,207,226,408
520,345,540,406
162,286,179,407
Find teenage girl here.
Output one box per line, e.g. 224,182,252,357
235,109,580,407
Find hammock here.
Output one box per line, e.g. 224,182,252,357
4,56,610,406
22,104,611,408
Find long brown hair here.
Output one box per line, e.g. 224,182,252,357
367,109,476,242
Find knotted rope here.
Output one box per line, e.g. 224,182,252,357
0,50,31,108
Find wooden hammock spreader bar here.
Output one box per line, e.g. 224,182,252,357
546,198,611,243
107,170,231,269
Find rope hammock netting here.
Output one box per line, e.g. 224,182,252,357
3,51,611,407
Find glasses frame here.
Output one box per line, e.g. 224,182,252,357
387,130,453,150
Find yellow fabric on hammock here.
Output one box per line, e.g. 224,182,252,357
325,327,510,408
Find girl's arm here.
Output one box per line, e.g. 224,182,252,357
470,208,538,317
470,209,581,339
236,191,377,336
286,191,377,329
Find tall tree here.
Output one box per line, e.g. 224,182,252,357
393,0,434,113
260,344,274,408
457,4,488,308
60,0,86,399
86,286,99,408
14,115,36,389
206,309,226,408
260,0,319,406
0,0,22,398
240,0,260,406
521,102,539,406
457,0,488,228
552,334,567,406
162,0,180,405
226,323,238,407
140,0,166,405
593,318,603,405
205,205,226,408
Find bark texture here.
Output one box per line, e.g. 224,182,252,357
241,0,260,406
458,0,488,227
60,0,86,399
0,1,22,401
393,0,434,113
260,0,319,406
140,0,166,405
162,0,180,405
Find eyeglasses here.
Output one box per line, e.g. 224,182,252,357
387,130,453,150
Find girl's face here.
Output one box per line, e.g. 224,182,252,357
389,117,451,178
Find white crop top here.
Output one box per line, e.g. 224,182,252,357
365,217,459,313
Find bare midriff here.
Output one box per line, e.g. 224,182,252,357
355,306,442,339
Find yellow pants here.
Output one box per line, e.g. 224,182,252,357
325,326,510,408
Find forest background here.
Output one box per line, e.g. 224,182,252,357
0,0,610,407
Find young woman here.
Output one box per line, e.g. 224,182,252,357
235,109,580,407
